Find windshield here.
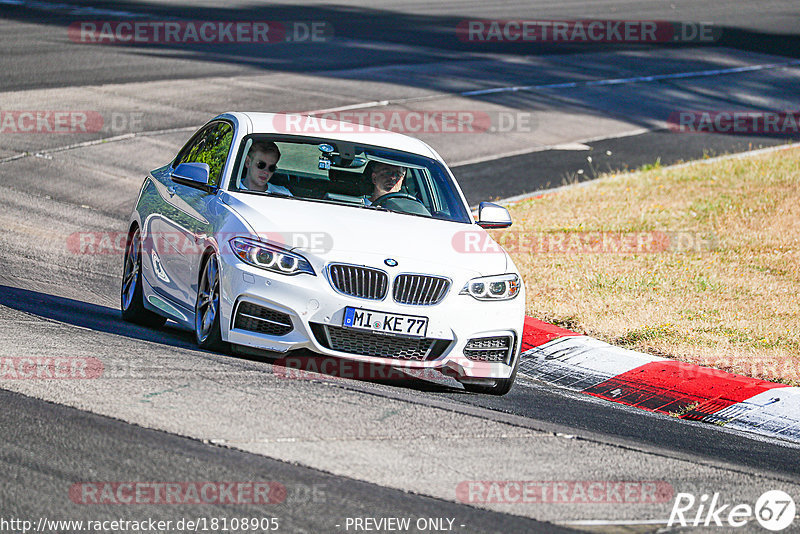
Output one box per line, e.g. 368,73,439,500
229,136,472,224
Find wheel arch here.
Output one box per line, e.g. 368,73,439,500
197,245,219,286
125,220,140,241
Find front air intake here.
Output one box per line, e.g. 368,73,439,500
464,336,513,364
233,301,293,336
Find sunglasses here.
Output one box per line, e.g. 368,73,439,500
376,168,405,179
255,160,277,172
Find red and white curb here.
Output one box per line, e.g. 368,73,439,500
519,317,800,443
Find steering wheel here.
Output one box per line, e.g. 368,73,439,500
371,192,423,207
371,192,430,216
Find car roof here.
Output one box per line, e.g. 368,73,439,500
219,111,439,159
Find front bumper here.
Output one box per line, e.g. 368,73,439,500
218,256,524,380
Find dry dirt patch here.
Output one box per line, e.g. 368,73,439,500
498,147,800,384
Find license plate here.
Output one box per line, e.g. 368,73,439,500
343,307,428,338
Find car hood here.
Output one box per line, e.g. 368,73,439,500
221,192,510,277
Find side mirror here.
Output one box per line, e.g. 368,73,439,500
476,202,512,229
171,162,213,192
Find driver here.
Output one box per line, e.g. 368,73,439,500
365,162,406,205
241,141,292,196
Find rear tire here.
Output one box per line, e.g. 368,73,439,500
195,252,227,352
120,226,167,328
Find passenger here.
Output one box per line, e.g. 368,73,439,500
365,162,406,205
241,141,292,195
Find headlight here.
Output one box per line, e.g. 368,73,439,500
229,237,315,276
460,274,521,300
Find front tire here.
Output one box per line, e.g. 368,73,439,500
195,252,227,351
121,227,167,328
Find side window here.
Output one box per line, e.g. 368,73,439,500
174,122,233,187
420,171,451,217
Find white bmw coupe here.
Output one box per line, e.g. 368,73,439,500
122,112,524,394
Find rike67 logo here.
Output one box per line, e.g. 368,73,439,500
669,490,796,531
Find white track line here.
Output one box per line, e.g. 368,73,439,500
562,519,671,526
305,59,800,115
452,127,650,167
463,59,800,96
1,59,797,166
0,126,197,165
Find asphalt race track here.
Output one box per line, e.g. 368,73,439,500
1,1,799,533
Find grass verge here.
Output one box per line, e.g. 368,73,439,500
495,146,800,385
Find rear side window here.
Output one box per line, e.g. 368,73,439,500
175,121,233,187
